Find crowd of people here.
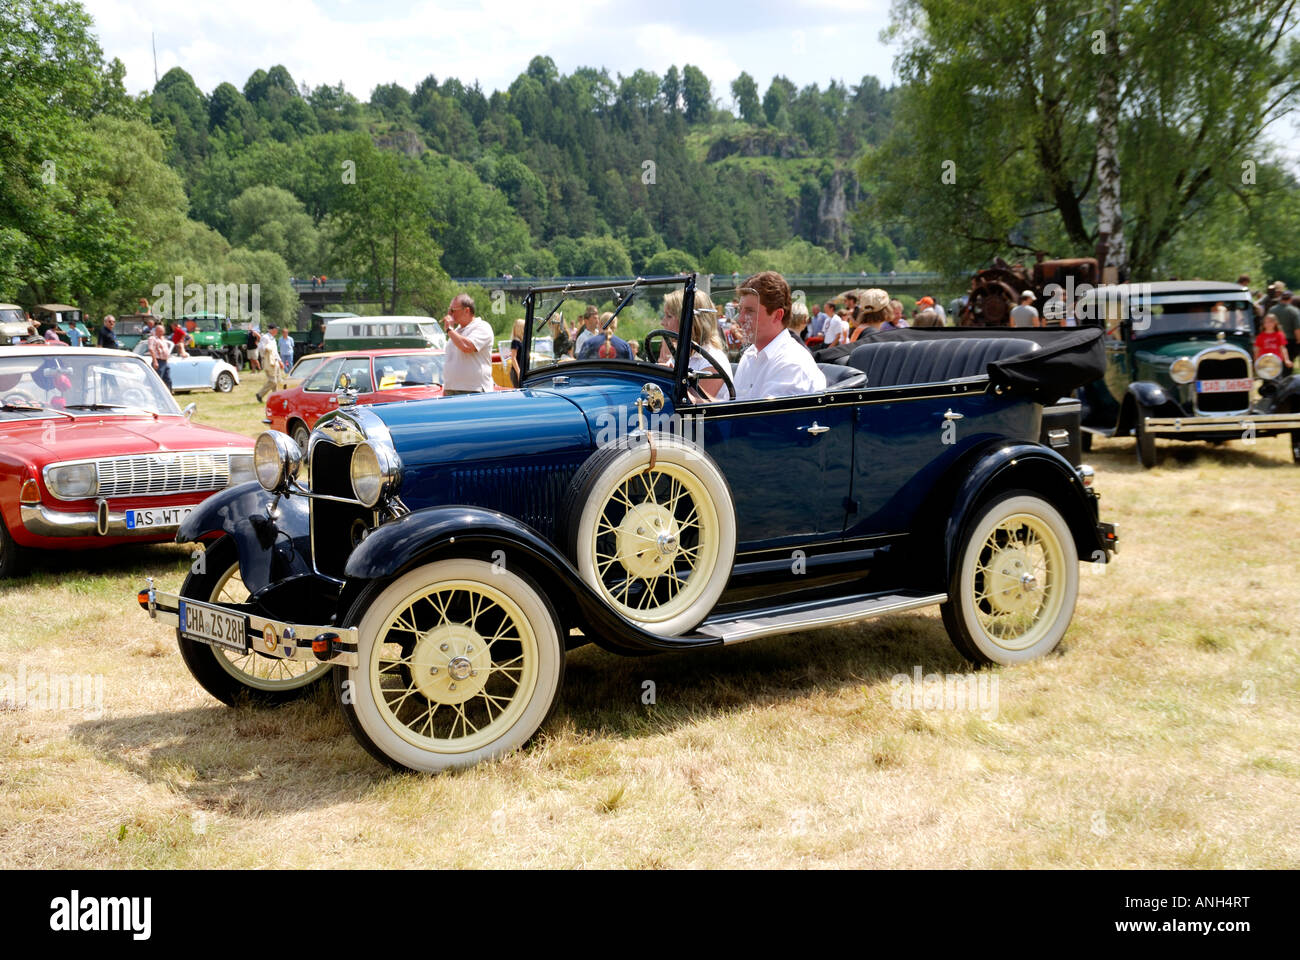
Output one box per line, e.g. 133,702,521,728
12,269,1298,407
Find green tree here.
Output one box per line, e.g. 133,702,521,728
228,185,322,275
731,72,761,124
682,65,712,123
868,0,1300,279
701,244,742,275
644,248,698,275
0,1,153,305
326,145,447,312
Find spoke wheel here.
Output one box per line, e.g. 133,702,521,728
941,492,1078,666
338,558,563,772
176,536,331,705
565,435,736,636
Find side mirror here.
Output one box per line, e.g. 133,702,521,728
182,402,197,419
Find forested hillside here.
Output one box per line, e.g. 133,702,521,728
152,55,909,282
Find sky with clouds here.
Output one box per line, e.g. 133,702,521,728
81,0,900,104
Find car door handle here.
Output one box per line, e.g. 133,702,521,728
799,422,830,435
943,409,964,421
327,396,338,404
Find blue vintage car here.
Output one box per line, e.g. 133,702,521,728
135,275,1117,773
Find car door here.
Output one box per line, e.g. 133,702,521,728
694,397,854,552
298,357,346,427
169,356,204,391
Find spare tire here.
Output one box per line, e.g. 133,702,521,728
561,434,736,636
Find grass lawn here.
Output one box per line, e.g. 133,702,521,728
1,377,1297,867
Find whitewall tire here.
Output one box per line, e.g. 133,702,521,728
941,492,1079,666
564,435,736,636
338,558,564,773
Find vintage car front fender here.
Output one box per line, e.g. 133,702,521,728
942,441,1110,582
176,482,314,593
1257,373,1300,413
342,505,722,654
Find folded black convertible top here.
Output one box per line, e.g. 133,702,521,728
815,326,1105,403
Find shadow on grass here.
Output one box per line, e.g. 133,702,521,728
66,610,969,803
0,542,190,595
1086,435,1295,474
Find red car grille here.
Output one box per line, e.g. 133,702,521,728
95,451,232,498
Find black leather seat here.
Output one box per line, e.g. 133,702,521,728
846,338,1039,388
818,362,869,390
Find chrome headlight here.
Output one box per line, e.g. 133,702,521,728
228,453,256,486
44,462,98,500
350,440,400,507
253,431,302,492
1170,358,1196,384
1255,353,1283,380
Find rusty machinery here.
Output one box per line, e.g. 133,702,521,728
961,255,1099,326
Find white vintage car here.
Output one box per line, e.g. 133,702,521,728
132,341,240,393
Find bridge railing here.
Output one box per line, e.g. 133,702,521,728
292,272,946,298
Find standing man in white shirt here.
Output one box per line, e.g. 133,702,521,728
732,271,826,400
821,308,849,347
441,293,494,394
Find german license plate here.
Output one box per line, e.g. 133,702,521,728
1195,378,1251,393
125,505,193,530
178,599,248,653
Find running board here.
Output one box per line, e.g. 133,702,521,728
686,590,947,645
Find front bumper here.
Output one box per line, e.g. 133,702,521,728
21,501,189,538
136,579,360,667
1144,412,1300,435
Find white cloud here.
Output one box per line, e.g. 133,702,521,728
82,0,899,99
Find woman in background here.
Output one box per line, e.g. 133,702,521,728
660,288,732,401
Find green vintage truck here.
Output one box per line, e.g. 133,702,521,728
1076,280,1300,466
180,313,249,367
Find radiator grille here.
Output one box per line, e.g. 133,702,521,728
94,451,231,498
1196,354,1251,413
309,439,372,578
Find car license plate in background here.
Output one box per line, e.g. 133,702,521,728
1195,378,1252,393
178,599,248,653
125,505,193,529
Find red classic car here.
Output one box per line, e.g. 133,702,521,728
263,349,452,449
0,346,255,577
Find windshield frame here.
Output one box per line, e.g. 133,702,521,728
521,275,697,402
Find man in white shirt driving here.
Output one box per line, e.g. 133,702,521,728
732,271,826,400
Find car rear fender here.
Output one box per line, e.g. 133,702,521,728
176,482,314,592
340,505,720,655
939,442,1108,583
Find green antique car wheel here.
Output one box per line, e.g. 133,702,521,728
942,491,1079,666
176,536,331,705
1134,405,1159,468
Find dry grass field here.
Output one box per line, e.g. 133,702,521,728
1,377,1297,868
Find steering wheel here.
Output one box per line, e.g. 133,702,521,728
121,387,151,408
2,390,40,408
642,329,736,402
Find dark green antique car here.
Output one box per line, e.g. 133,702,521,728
1076,281,1300,466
